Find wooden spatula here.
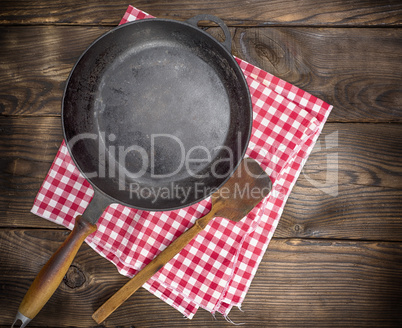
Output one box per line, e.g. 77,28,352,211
92,158,272,324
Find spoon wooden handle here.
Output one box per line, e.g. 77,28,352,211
92,211,215,324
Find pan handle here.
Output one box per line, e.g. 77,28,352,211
12,190,112,328
186,14,232,53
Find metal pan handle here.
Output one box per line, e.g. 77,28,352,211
186,14,232,53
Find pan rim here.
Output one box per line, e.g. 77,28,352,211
61,17,253,211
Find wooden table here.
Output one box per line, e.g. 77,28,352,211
1,1,401,327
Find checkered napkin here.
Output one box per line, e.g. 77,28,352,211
31,5,333,320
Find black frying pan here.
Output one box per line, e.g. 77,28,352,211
13,14,252,327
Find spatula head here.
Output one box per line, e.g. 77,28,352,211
211,158,272,222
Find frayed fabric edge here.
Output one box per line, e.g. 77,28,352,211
224,314,246,326
225,305,246,325
209,305,246,325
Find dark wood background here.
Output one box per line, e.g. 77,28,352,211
1,1,401,327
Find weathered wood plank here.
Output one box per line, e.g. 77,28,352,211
0,116,63,229
0,0,401,27
1,2,400,328
276,123,402,241
1,26,401,121
230,27,402,122
1,116,401,240
1,230,401,327
0,26,107,116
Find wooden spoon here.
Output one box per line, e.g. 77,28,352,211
92,158,272,324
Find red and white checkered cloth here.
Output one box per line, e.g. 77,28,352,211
31,6,332,320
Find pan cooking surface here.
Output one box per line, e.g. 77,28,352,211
97,43,231,182
63,19,252,210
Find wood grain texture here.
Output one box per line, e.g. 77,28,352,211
230,27,402,122
0,26,107,116
1,229,401,327
276,123,402,241
0,116,62,228
1,2,401,327
1,26,401,121
17,215,97,320
0,0,401,27
1,116,401,241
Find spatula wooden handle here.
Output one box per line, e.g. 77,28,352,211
92,211,215,324
15,216,96,323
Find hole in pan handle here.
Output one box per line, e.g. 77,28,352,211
186,14,232,53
